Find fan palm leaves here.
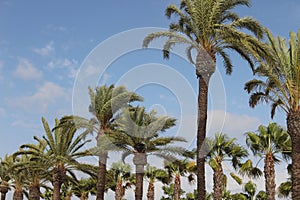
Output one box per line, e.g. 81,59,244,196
245,122,291,200
143,1,267,199
244,30,300,198
205,133,248,200
112,106,187,200
145,164,169,200
106,161,133,200
58,84,142,200
164,159,196,200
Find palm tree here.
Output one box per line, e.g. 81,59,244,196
58,84,142,200
19,117,96,200
113,106,188,200
245,122,291,200
277,164,292,199
143,1,267,199
164,159,196,200
106,161,133,200
0,155,12,200
72,177,97,200
244,30,300,199
13,140,51,200
205,133,248,200
145,164,169,200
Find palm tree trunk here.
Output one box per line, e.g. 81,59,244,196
13,187,23,200
0,193,6,200
196,50,215,200
147,181,155,200
0,183,9,200
96,152,108,200
264,153,275,200
115,178,123,200
80,193,86,200
52,165,66,200
135,164,145,200
287,111,300,200
29,184,41,200
65,194,71,200
197,75,210,200
174,174,181,200
213,164,223,200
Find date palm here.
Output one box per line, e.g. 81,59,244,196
113,106,188,200
245,122,291,200
19,117,95,200
205,133,248,200
143,1,267,198
244,30,300,199
58,84,142,200
145,164,169,200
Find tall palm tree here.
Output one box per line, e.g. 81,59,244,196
113,106,188,200
244,30,300,199
205,133,248,200
145,164,169,200
19,117,96,200
143,1,267,199
106,161,133,200
164,159,196,200
0,155,12,200
58,84,142,200
245,122,291,200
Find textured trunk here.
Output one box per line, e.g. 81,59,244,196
65,194,71,200
115,178,123,200
196,49,216,200
96,152,108,200
147,181,154,200
287,111,300,200
264,153,275,200
174,174,181,200
213,162,223,200
0,184,9,200
133,153,147,200
13,187,23,200
29,184,41,200
80,193,86,200
0,193,6,200
52,164,66,200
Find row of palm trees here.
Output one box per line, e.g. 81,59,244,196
0,105,293,200
142,0,299,199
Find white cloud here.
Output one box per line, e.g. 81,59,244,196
48,58,79,78
33,41,54,56
207,110,261,139
14,58,43,80
9,82,68,112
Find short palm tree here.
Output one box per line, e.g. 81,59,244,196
58,84,142,200
277,164,292,199
244,30,300,199
164,159,196,200
113,106,188,200
143,1,267,199
106,161,133,200
145,164,169,200
205,133,248,200
72,177,97,200
245,122,291,200
19,117,95,200
0,155,12,200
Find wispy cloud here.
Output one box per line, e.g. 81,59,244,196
0,107,5,117
48,58,79,78
14,58,43,80
33,41,55,56
9,82,68,112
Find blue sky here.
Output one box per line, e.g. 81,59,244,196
0,0,299,198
